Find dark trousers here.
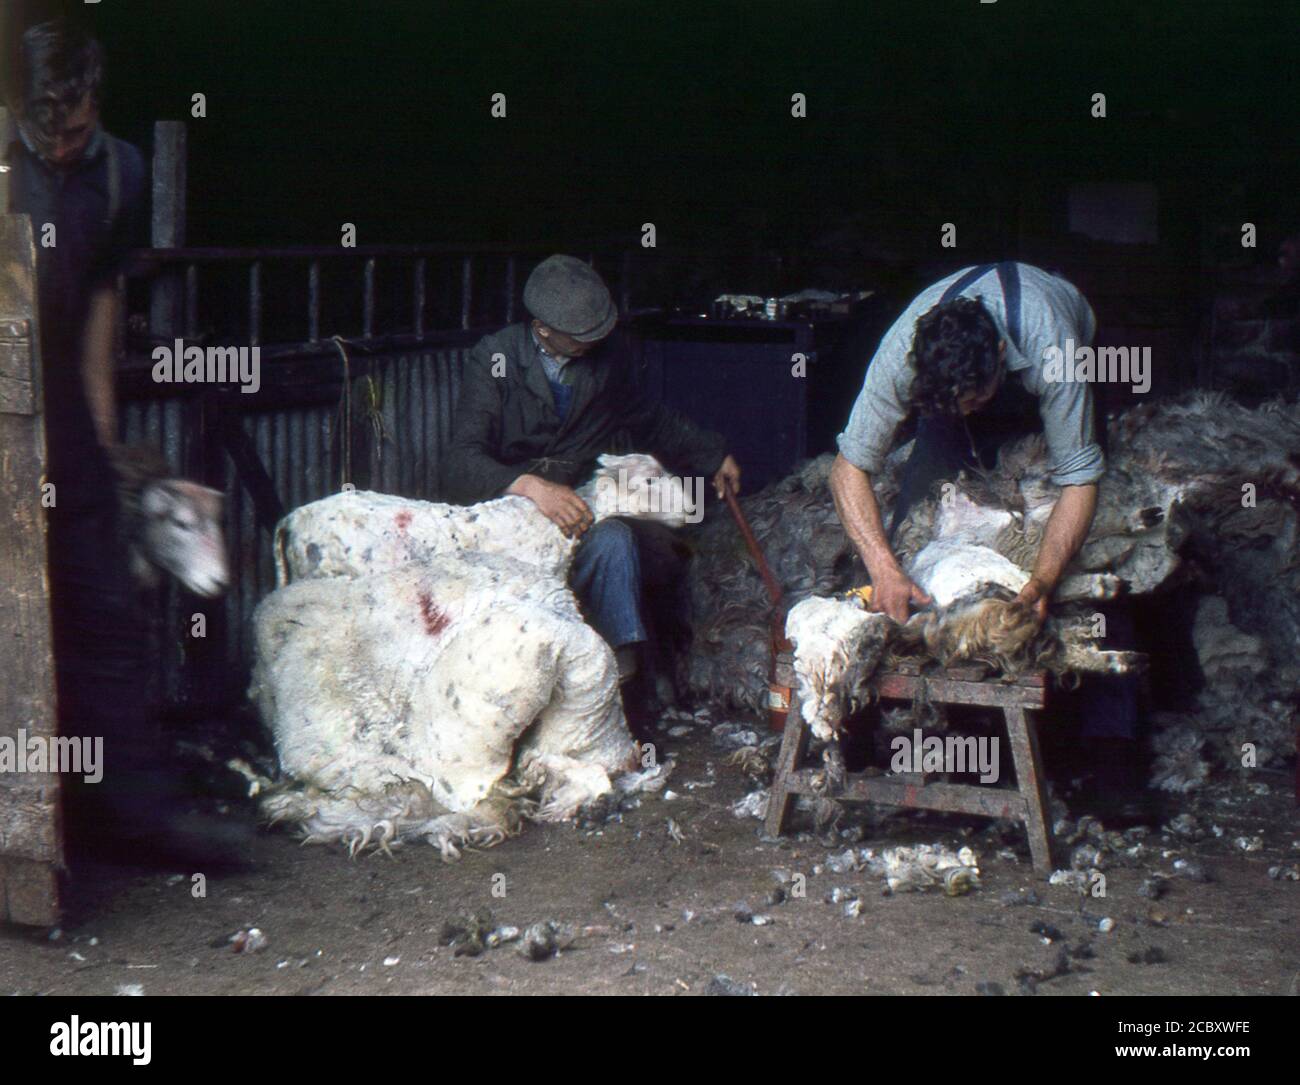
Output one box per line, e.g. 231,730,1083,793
890,384,1138,741
46,483,159,821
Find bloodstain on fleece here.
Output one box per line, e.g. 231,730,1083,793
417,591,451,637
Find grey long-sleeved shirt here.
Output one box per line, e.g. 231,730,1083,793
837,262,1104,488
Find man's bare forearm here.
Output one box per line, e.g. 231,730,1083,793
829,452,900,578
81,285,118,447
1028,483,1098,594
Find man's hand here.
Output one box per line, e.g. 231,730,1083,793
508,474,593,538
870,565,932,623
1017,483,1097,626
713,454,741,499
1014,578,1050,625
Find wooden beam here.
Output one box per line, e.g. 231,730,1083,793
0,214,62,926
780,769,1031,822
0,108,13,216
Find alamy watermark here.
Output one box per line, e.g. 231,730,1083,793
591,468,705,524
0,729,102,783
152,339,260,394
890,727,1000,784
1043,338,1151,394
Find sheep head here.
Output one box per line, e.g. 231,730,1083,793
580,453,700,527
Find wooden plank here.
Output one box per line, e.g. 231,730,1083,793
764,689,810,837
1004,706,1056,874
0,214,62,925
883,659,1045,685
0,108,12,212
0,857,60,928
781,769,1030,821
0,338,33,379
0,774,60,861
876,673,1047,708
0,372,35,414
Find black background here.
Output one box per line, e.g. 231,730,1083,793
5,0,1297,271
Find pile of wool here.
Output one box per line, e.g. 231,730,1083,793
819,842,982,896
252,453,685,858
1148,595,1295,791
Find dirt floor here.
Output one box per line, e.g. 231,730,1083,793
2,719,1297,997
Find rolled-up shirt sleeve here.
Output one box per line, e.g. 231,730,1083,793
1035,295,1105,487
836,322,915,476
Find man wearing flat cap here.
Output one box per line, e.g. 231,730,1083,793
443,254,740,713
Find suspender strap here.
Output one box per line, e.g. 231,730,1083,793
938,263,994,305
938,261,1023,353
995,260,1022,352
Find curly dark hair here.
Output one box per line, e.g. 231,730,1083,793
908,297,1001,417
16,21,104,144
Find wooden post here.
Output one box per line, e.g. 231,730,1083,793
149,121,187,339
0,107,13,212
0,214,62,926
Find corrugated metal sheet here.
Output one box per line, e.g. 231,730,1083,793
120,345,472,708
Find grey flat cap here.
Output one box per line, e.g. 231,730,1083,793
523,254,617,342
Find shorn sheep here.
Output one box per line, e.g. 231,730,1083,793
249,454,692,858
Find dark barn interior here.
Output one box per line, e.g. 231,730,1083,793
0,0,1296,1012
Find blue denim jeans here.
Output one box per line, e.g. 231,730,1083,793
569,518,649,648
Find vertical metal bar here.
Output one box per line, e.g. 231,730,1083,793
249,261,262,346
305,403,321,502
150,122,188,248
413,356,428,496
460,254,473,330
224,451,241,670
323,406,336,493
437,349,456,469
163,399,183,476
505,256,516,324
149,121,187,339
414,257,427,338
401,358,414,495
274,408,289,513
289,410,304,514
184,263,199,339
363,257,376,339
382,363,398,492
241,414,263,668
308,260,321,342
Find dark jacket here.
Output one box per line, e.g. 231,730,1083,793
442,322,727,504
5,126,147,497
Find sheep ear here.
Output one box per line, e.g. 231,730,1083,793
173,481,225,521
141,481,177,516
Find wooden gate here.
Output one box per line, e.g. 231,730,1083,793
0,213,62,926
